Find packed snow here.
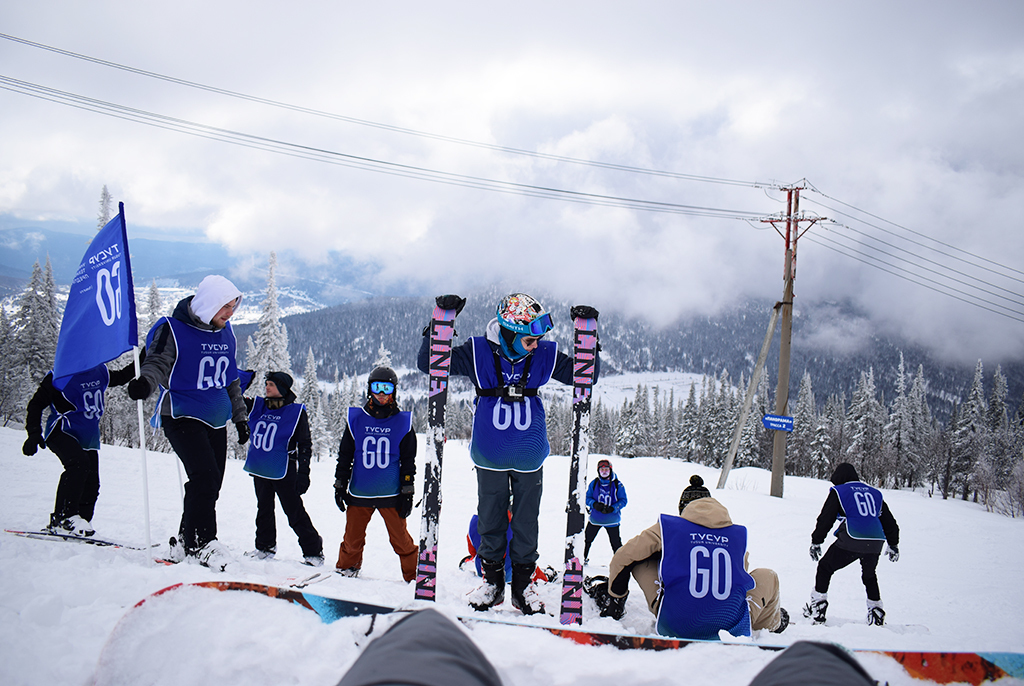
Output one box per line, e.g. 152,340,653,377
1,425,1022,686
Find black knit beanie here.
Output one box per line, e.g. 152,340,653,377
678,475,711,514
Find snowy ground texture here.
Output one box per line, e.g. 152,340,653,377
1,425,1022,686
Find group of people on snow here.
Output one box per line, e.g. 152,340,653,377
23,278,900,640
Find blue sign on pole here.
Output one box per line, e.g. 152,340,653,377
762,414,794,432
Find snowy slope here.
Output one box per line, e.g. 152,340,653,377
1,426,1022,686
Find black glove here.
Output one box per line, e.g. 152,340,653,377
296,472,310,495
571,305,599,320
397,493,413,519
334,479,347,512
887,545,899,563
126,377,151,400
436,294,466,315
809,544,822,562
235,421,250,445
22,434,46,456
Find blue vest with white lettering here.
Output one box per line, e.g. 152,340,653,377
346,407,412,498
587,477,623,527
833,482,886,541
469,337,557,472
45,365,110,450
657,514,755,640
147,317,238,428
243,398,304,480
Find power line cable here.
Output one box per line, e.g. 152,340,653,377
0,32,774,190
0,74,765,220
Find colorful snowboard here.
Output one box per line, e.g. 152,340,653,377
134,581,1024,685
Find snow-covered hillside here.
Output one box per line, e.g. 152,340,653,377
1,426,1021,686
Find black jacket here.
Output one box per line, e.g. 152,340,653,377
25,360,138,439
335,399,416,509
811,463,899,554
244,395,312,480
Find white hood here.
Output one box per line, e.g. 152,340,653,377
190,275,242,325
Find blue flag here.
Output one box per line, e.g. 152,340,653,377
52,202,138,383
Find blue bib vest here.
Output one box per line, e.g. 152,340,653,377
587,477,622,527
45,365,110,450
469,337,557,472
346,407,412,498
147,317,239,428
833,482,886,540
243,398,304,480
656,514,755,640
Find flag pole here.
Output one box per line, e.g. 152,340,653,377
133,345,152,549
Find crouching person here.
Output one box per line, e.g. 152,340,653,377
586,475,788,638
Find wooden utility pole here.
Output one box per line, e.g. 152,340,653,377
765,187,822,497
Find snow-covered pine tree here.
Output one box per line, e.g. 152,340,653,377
15,259,60,388
844,368,885,484
677,382,698,462
0,309,25,426
298,347,328,461
615,396,639,458
953,361,989,501
247,252,292,397
987,365,1013,490
789,371,816,476
97,185,113,230
144,280,164,339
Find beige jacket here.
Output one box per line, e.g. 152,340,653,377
607,497,781,632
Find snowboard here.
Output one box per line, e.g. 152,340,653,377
4,527,155,551
415,300,458,601
559,309,599,625
129,581,1024,685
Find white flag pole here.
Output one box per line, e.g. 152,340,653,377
133,345,152,549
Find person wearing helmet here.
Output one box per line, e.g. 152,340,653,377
417,293,600,615
585,475,787,637
241,371,324,566
333,366,418,582
583,458,628,564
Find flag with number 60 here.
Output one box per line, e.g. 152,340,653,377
52,202,138,384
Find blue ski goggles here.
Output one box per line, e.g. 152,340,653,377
500,311,554,337
369,381,395,395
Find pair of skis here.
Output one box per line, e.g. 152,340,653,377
413,297,599,628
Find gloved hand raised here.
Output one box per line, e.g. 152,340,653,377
570,305,599,320
235,421,250,445
436,294,466,315
127,377,151,400
809,544,822,562
22,434,46,456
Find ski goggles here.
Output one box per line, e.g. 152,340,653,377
370,381,395,395
501,311,554,337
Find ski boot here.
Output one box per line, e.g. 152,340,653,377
67,515,95,537
770,607,790,633
194,539,232,572
302,554,325,567
47,513,74,535
802,591,828,624
468,557,506,611
245,547,276,560
510,563,546,615
867,599,885,626
166,536,186,563
335,567,360,577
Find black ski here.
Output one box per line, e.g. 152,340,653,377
559,308,599,625
415,300,458,601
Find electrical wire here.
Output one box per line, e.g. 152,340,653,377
0,74,765,220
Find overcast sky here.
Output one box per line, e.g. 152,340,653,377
2,2,1022,366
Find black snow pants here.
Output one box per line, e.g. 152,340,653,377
253,460,322,558
163,416,227,553
815,542,881,601
583,521,622,560
46,429,100,522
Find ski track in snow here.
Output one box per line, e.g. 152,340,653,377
0,426,1022,686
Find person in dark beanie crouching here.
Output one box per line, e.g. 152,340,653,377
242,371,324,566
585,474,788,638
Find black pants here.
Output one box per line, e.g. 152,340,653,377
253,461,322,558
46,429,100,521
163,417,227,553
815,543,881,601
583,521,622,560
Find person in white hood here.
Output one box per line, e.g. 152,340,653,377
128,275,249,571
